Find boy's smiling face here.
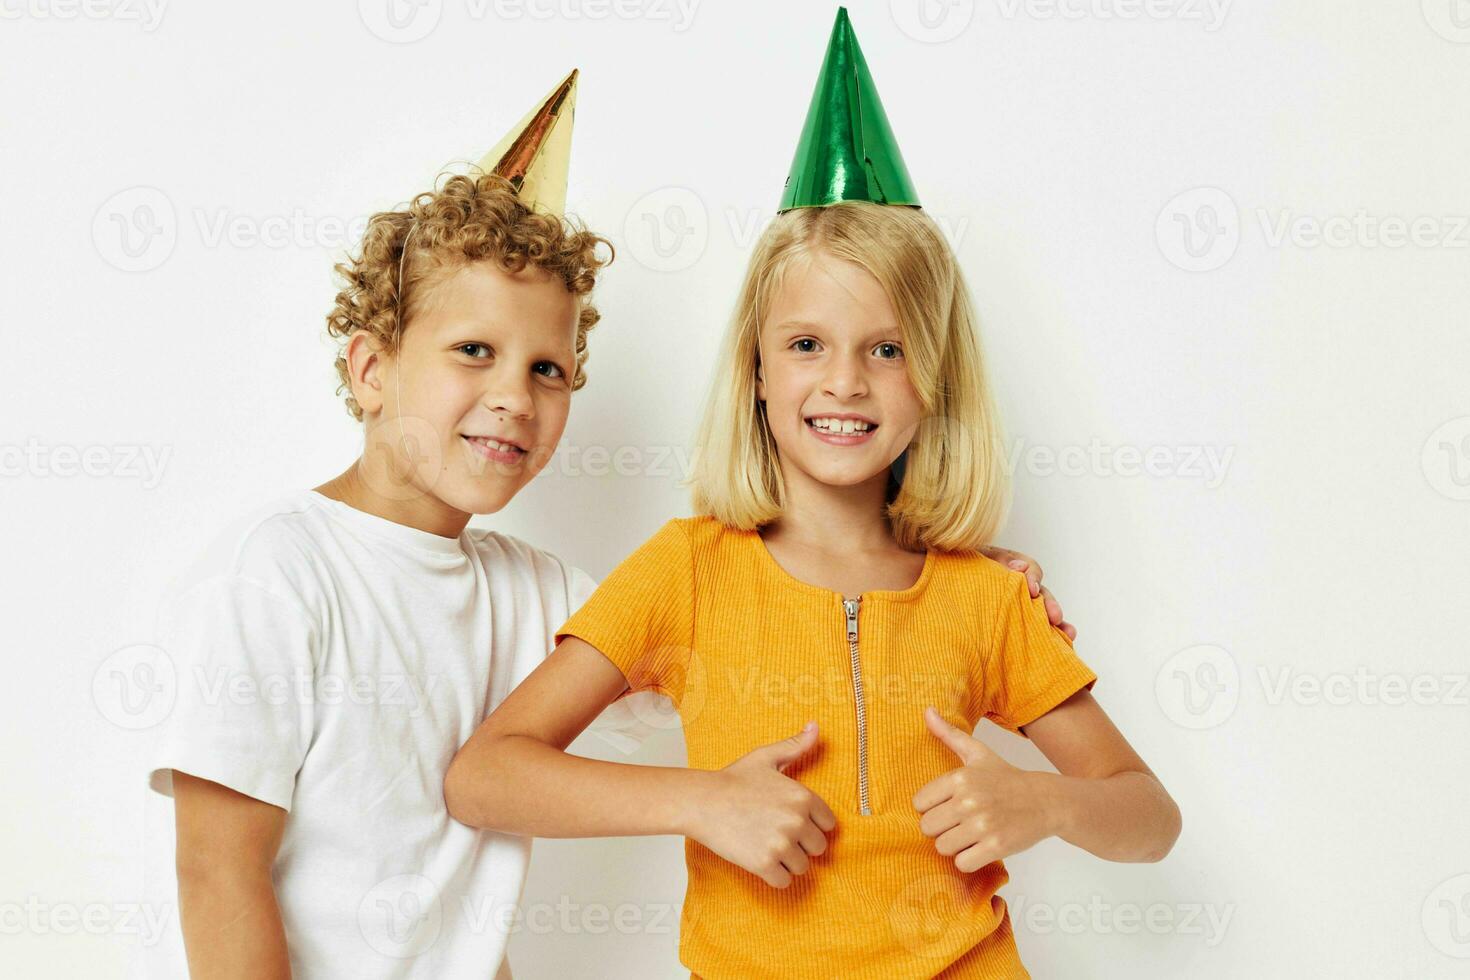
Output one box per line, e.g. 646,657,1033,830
349,260,579,528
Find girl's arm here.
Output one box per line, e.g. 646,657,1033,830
1019,691,1182,862
445,637,699,838
914,692,1181,869
444,637,838,889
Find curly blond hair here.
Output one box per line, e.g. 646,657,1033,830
326,172,614,420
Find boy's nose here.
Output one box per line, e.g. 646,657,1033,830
483,383,535,420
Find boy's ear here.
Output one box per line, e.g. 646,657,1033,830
345,331,388,416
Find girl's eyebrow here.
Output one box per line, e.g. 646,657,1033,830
772,319,902,341
771,319,825,333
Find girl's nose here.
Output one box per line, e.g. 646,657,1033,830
821,352,869,400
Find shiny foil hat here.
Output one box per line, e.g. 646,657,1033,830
779,8,920,212
474,68,579,214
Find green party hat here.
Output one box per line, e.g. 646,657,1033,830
778,7,920,212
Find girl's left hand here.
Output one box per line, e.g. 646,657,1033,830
913,706,1058,873
978,546,1077,641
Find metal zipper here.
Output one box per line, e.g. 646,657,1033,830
843,596,872,815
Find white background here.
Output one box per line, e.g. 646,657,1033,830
3,0,1469,977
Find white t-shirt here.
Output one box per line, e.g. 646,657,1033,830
146,489,636,979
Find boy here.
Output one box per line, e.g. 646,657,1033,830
146,71,618,979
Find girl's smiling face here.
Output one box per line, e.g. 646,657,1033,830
756,251,925,494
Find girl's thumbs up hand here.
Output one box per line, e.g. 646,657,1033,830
688,722,838,889
912,706,1059,873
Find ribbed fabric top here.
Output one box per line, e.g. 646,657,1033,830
556,517,1097,979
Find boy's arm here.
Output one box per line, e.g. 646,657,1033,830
977,545,1077,640
172,771,292,980
445,636,838,889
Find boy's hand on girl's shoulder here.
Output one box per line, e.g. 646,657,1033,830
979,545,1078,641
686,722,837,889
913,707,1060,874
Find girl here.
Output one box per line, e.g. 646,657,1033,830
446,197,1181,978
447,13,1180,977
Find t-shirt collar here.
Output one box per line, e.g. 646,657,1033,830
307,490,468,560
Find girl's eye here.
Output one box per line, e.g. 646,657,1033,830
874,342,903,360
458,343,492,358
533,362,566,379
792,338,820,353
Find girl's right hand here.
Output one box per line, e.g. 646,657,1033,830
687,722,837,888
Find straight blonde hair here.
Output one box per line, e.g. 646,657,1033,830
687,201,1010,553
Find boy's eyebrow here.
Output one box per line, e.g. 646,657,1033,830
436,319,575,358
434,317,510,342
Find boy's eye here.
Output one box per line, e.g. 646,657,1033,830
792,338,820,353
458,343,492,358
533,361,566,379
873,342,903,360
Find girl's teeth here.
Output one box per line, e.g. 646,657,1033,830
810,418,871,433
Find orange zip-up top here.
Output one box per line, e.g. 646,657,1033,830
555,517,1097,980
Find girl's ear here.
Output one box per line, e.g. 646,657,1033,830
346,332,388,416
754,356,766,402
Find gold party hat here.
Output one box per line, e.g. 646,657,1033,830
474,68,579,214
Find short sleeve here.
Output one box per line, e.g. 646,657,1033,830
565,562,598,612
556,560,672,748
146,575,318,810
976,570,1097,736
555,520,695,705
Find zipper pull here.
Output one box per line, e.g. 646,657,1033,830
843,597,860,639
